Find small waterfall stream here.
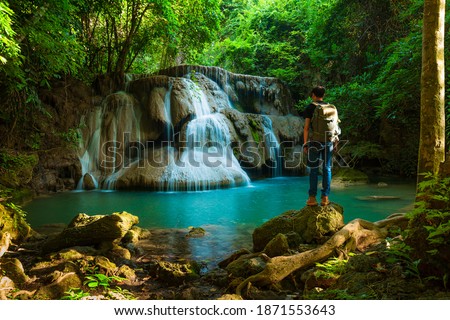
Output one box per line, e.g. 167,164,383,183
163,80,174,143
160,80,250,191
78,92,142,189
263,116,282,177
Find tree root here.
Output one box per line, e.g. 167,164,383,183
236,214,408,296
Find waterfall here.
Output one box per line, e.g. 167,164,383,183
160,80,250,191
263,116,282,177
77,92,142,189
163,80,174,143
77,66,302,191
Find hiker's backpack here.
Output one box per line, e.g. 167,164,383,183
310,102,341,143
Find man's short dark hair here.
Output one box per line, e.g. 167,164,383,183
311,86,326,98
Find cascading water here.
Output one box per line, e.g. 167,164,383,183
77,91,142,189
77,66,302,191
163,80,174,143
160,79,250,191
262,116,282,177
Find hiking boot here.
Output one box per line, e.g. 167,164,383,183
306,196,318,206
321,196,330,206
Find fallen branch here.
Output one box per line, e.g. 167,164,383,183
236,214,408,296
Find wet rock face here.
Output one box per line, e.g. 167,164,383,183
20,66,300,194
78,65,303,191
157,65,294,115
252,204,345,252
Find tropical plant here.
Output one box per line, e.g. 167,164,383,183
0,1,20,65
314,256,350,279
61,288,90,300
405,174,450,287
83,272,125,289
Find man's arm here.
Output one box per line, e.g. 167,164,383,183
303,118,311,152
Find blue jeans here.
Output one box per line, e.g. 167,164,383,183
307,141,333,197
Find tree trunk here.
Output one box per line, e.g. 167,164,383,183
417,0,446,188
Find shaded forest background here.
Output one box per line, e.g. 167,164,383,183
1,0,450,298
0,0,449,177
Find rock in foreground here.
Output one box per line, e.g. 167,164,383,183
41,211,139,254
252,204,344,252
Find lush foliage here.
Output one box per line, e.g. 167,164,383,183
202,0,446,175
0,1,20,64
0,0,221,149
402,174,450,287
0,0,448,175
203,0,315,95
62,272,135,300
78,0,221,75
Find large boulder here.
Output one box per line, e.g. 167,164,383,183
252,204,345,252
82,173,96,190
225,255,267,279
114,150,168,189
0,258,30,285
41,211,139,254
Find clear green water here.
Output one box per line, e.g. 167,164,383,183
24,177,415,263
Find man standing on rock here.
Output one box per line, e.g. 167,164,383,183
302,86,340,206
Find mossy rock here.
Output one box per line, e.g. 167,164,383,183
53,246,98,261
333,168,369,184
225,256,266,279
218,248,252,269
148,260,200,286
122,226,147,244
0,258,30,285
35,272,83,299
106,244,131,262
186,227,206,238
93,256,118,276
0,151,38,188
55,248,89,261
0,203,31,242
263,233,290,258
117,265,136,281
41,211,139,254
253,204,344,252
